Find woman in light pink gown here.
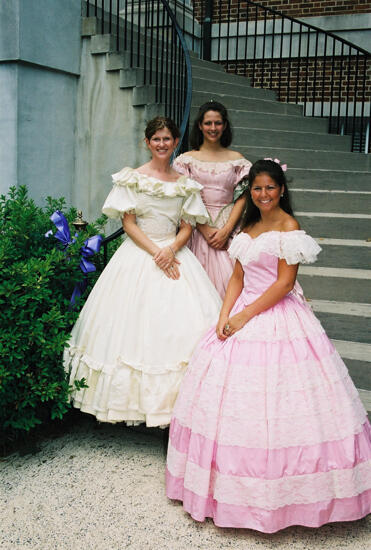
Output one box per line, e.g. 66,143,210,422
166,159,371,532
173,102,251,298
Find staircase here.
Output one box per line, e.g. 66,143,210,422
81,17,371,411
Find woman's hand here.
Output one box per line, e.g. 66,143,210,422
208,226,231,250
216,315,229,340
162,262,181,280
197,224,217,244
221,309,251,338
153,246,181,270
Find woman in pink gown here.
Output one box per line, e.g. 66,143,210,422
166,159,371,532
173,101,251,298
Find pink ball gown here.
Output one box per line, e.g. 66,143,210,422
172,154,251,298
166,230,371,532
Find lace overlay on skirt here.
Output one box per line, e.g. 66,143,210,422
166,230,371,531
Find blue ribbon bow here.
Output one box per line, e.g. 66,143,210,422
46,211,102,305
45,210,75,248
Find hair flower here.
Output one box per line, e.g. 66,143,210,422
264,158,287,172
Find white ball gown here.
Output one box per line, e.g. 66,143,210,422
64,167,222,427
166,230,371,532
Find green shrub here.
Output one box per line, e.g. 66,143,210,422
0,186,121,444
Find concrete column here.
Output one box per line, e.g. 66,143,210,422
0,0,81,205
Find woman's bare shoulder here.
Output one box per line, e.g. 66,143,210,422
223,150,245,160
281,215,300,232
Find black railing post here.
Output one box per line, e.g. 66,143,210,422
203,0,214,61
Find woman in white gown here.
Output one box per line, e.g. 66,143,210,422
64,117,222,427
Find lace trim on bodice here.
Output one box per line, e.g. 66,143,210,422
112,166,203,198
229,230,321,266
174,154,252,174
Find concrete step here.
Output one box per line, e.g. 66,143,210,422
119,67,145,88
106,49,186,73
192,76,276,101
310,300,371,344
234,146,371,170
192,91,303,116
298,266,371,303
333,339,371,363
233,127,351,152
90,33,118,54
297,212,371,240
189,53,226,72
332,339,371,391
215,109,330,134
287,169,371,191
359,389,371,411
191,64,252,86
132,85,185,106
314,239,371,269
292,189,371,214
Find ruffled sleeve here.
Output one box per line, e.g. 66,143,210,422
180,178,210,226
280,231,322,264
172,153,192,177
233,158,252,201
101,167,138,219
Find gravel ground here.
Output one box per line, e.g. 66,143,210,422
1,417,370,550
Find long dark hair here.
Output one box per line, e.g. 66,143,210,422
189,101,232,149
241,159,294,229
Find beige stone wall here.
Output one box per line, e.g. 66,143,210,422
73,38,151,223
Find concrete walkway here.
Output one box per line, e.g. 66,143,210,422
1,417,370,550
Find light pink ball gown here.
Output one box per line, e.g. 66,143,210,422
166,230,371,532
172,154,251,298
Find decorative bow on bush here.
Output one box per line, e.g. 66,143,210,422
46,210,102,305
45,210,75,249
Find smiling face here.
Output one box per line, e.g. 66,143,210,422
250,172,283,213
199,110,226,144
145,127,178,160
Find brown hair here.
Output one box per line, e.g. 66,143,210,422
241,159,294,229
189,101,232,150
145,116,180,141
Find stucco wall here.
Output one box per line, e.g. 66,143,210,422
73,38,151,222
0,65,18,187
0,0,81,203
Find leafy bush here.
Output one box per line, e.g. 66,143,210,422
0,186,121,445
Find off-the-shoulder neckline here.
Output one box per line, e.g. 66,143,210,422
176,154,250,165
131,167,187,184
240,230,305,241
111,166,203,195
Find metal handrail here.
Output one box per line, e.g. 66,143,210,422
101,227,125,266
84,1,192,151
162,0,192,150
83,1,193,260
232,1,370,56
198,0,370,153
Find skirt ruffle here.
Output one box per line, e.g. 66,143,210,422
65,237,221,427
166,294,371,530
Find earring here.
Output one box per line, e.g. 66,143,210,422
280,194,284,197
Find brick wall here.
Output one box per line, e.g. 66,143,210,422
192,1,371,21
222,56,371,105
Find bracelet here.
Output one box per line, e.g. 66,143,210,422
168,246,176,258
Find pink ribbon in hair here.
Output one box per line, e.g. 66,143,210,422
264,158,287,172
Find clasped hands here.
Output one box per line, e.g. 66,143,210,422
216,309,250,340
199,224,230,250
153,246,180,280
